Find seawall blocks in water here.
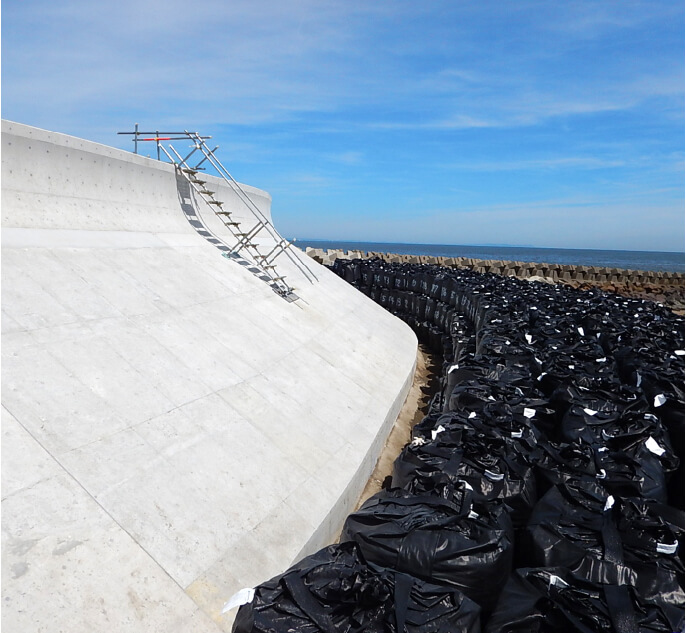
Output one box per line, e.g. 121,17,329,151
304,247,685,286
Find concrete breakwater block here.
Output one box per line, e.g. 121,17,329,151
304,249,684,287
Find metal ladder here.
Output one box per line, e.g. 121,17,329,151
160,139,295,298
153,132,317,299
119,128,317,301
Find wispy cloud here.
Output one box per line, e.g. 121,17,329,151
442,157,626,172
2,0,682,250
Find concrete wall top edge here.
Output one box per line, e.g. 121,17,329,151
1,119,270,202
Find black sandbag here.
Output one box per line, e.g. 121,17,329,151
341,486,513,612
393,424,537,527
526,478,684,607
439,382,546,450
485,566,685,633
640,368,685,460
535,439,672,503
232,541,481,633
412,409,540,469
560,409,679,485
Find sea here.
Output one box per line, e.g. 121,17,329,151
293,240,685,273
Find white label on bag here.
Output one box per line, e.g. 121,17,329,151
468,411,477,419
568,365,575,370
636,373,642,388
511,429,523,438
657,541,678,555
645,436,666,456
549,575,569,589
654,394,667,407
537,372,547,381
596,469,607,479
222,588,255,613
583,408,598,416
523,408,536,419
596,357,607,363
604,495,615,511
448,364,460,373
431,425,446,440
676,350,685,356
468,510,479,520
578,327,585,336
410,437,426,447
525,334,533,344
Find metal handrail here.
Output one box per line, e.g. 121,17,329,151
119,126,318,286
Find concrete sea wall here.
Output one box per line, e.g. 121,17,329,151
1,121,418,632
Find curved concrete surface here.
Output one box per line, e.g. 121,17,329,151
1,120,418,632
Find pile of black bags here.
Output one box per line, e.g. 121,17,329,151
232,258,684,632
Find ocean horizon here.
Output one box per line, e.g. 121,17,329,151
293,239,685,274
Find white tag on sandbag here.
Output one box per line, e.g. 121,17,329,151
431,425,446,440
222,587,255,613
583,408,598,416
410,437,426,447
448,364,460,374
523,408,536,419
511,429,523,438
654,394,667,407
603,495,615,511
676,350,685,356
468,411,477,419
645,436,666,457
549,575,569,589
525,334,533,344
657,541,678,555
578,327,585,336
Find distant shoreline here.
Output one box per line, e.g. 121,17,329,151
294,239,685,273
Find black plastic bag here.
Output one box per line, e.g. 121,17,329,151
535,439,672,503
394,423,537,527
526,478,684,607
232,541,481,633
485,566,684,633
341,486,513,612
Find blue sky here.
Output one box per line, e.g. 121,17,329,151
2,0,684,252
